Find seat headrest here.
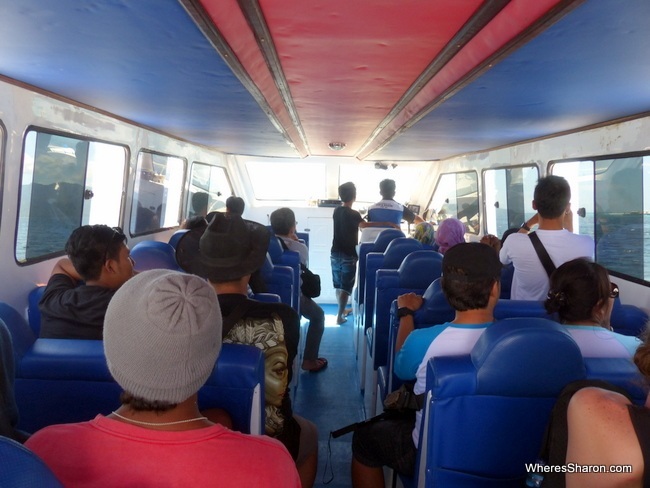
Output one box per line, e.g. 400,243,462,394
382,238,422,267
471,318,585,396
131,240,181,272
373,229,405,251
398,251,443,289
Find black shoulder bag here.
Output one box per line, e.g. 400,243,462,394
528,232,556,278
277,237,321,298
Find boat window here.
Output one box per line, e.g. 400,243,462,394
339,164,424,209
426,171,479,234
16,129,127,263
245,161,326,201
552,154,650,283
129,151,185,236
187,163,232,218
483,166,539,238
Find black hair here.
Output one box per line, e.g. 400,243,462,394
191,192,209,215
544,257,611,323
270,207,296,235
379,179,396,199
534,175,571,219
338,182,356,203
65,225,126,281
441,274,498,311
226,196,245,216
120,391,177,412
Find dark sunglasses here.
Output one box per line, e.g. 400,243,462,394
609,282,619,299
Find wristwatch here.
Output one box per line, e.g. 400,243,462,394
397,307,415,318
520,221,531,232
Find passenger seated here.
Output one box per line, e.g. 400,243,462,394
26,270,300,487
538,334,650,488
434,217,465,253
176,213,318,488
545,258,641,357
38,225,135,339
271,207,327,373
351,243,501,487
412,221,435,247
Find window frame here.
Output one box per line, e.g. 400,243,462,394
481,164,540,237
129,149,187,237
549,150,650,286
426,170,480,235
16,126,129,265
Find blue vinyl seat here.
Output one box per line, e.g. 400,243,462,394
1,301,265,435
355,229,404,318
364,237,425,330
267,236,301,313
405,317,648,488
259,255,294,307
130,240,182,272
358,237,422,393
168,229,188,249
371,251,442,414
412,318,586,488
0,436,63,487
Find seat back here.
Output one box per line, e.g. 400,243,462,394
417,318,586,487
198,343,265,434
168,229,188,249
6,303,265,435
373,251,442,370
611,297,648,337
267,236,301,312
364,237,422,329
131,240,182,272
27,286,46,337
259,255,294,307
0,436,63,487
356,229,404,308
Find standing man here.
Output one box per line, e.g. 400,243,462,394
331,182,399,324
481,175,594,300
367,179,424,227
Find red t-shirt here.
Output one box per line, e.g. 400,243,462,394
26,415,300,487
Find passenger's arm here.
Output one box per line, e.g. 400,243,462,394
395,293,423,353
50,258,82,282
480,234,502,253
358,221,400,230
565,387,641,488
518,213,539,233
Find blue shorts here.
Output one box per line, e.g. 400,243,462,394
330,252,357,294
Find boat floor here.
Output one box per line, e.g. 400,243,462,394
293,304,364,488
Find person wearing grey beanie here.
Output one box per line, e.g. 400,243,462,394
25,269,300,487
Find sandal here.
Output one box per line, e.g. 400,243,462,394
302,357,328,373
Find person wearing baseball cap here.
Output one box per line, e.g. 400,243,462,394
351,243,502,487
26,269,300,487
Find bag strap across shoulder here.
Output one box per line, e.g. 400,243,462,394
528,232,556,278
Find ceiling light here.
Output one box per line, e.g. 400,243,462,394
328,142,346,151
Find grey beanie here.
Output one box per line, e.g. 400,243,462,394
104,269,222,404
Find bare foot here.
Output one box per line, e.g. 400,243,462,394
302,358,328,372
337,315,348,325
